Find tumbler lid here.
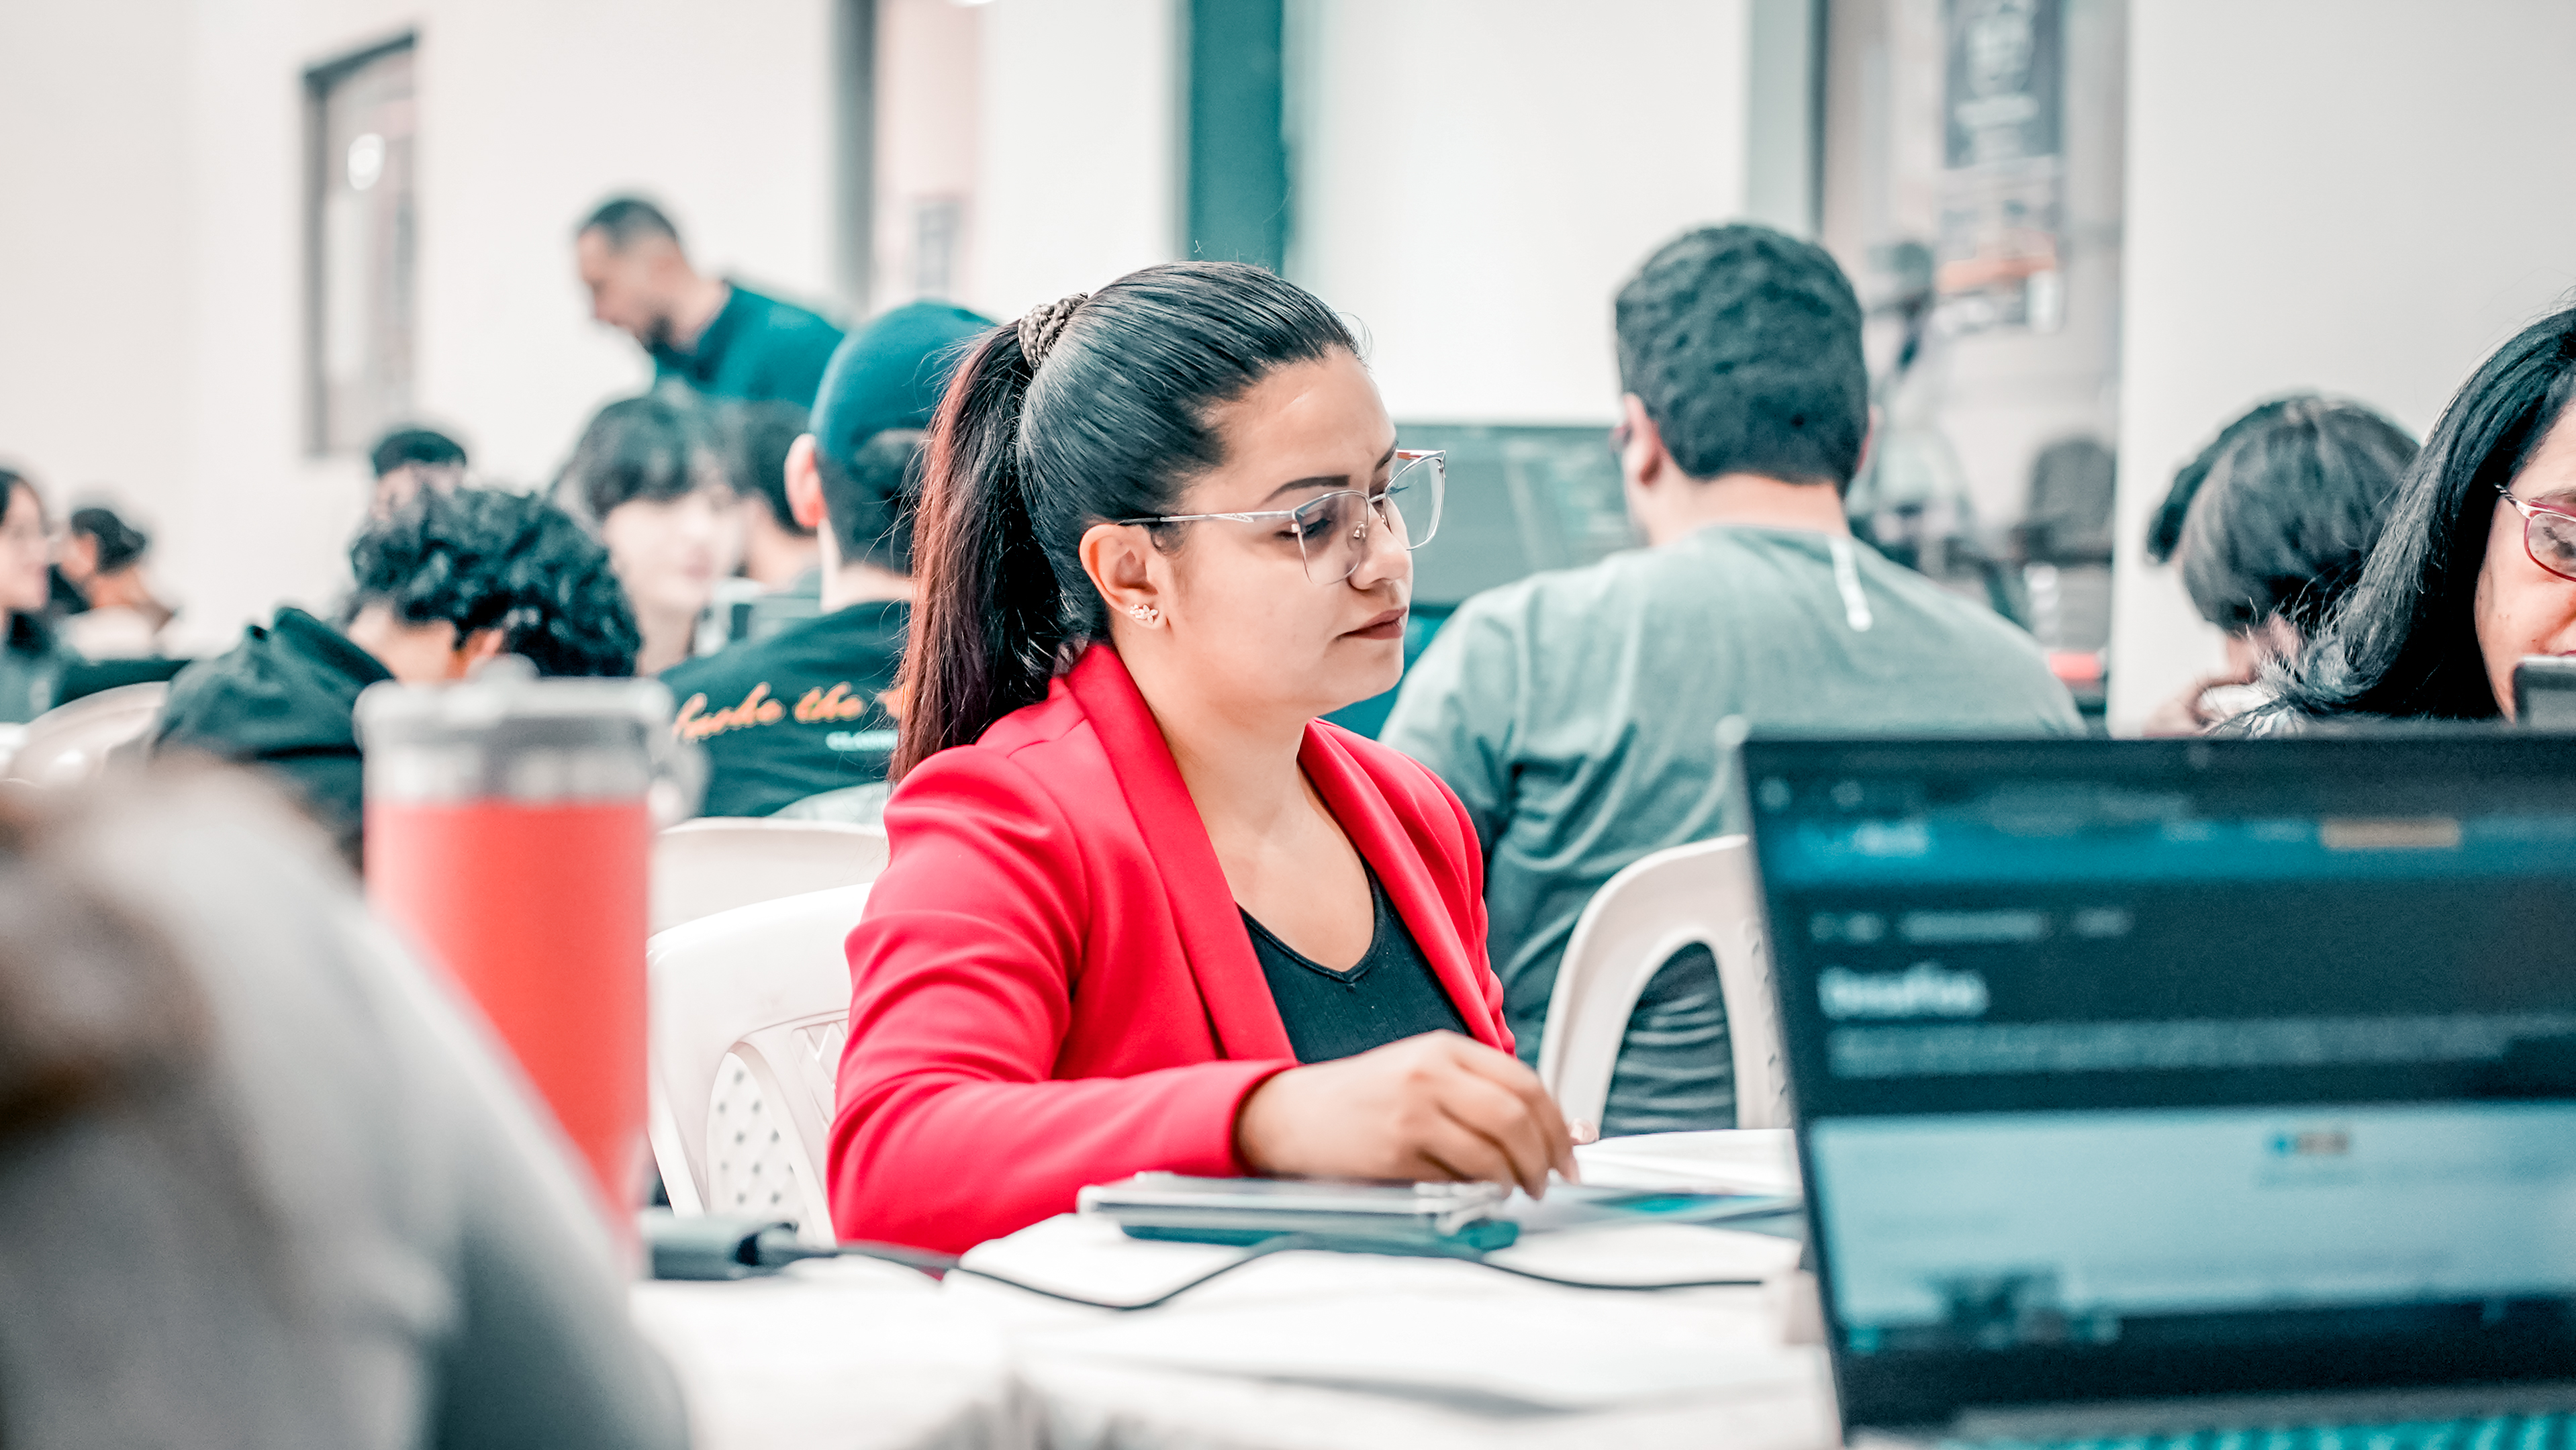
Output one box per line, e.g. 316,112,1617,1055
356,658,689,806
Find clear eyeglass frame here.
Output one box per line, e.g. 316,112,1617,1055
1119,449,1446,584
2497,485,2576,583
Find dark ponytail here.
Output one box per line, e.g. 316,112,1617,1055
894,262,1358,777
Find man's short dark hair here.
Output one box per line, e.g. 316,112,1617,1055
2166,395,2419,634
557,394,720,523
348,486,639,677
1614,224,1869,491
369,426,468,480
66,506,149,573
578,195,681,252
720,399,812,536
818,429,925,571
2144,397,2306,565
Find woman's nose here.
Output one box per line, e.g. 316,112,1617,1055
1348,503,1413,591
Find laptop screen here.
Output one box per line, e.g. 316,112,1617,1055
1743,734,2576,1430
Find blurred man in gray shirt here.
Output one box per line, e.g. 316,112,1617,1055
1381,224,2079,1137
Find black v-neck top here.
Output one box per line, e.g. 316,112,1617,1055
1241,872,1469,1064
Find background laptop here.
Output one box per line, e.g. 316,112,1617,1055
1741,734,2576,1445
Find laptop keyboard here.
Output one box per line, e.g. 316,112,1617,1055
1956,1413,2571,1450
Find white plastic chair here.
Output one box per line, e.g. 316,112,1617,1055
651,816,888,933
1535,836,1788,1133
647,883,869,1245
3,681,167,786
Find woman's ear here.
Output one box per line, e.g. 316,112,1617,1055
1078,521,1163,628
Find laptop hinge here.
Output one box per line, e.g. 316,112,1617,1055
1929,1382,2576,1443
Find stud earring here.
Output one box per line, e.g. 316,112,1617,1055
1127,604,1159,626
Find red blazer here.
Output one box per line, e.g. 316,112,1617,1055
827,643,1511,1253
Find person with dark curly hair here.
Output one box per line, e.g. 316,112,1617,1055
152,487,638,863
1380,222,2079,1137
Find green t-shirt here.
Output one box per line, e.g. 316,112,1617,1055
649,282,845,405
1380,524,2081,1129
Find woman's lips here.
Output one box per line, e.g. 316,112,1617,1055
1345,608,1406,640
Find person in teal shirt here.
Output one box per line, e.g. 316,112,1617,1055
575,195,843,405
1380,224,2081,1137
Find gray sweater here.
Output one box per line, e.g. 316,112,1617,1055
1382,524,2081,1134
0,775,687,1450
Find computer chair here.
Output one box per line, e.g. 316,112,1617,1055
1535,836,1789,1133
650,816,889,933
3,681,168,786
646,883,869,1244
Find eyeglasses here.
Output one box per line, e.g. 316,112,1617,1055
2497,485,2576,583
1120,449,1445,584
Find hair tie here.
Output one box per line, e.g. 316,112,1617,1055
1016,293,1091,369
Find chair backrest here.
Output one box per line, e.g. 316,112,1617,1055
650,816,888,934
646,883,869,1243
1534,836,1787,1132
3,681,167,786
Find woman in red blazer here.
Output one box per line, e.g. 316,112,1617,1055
828,265,1575,1253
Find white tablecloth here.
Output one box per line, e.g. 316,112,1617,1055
631,1258,1035,1450
959,1129,1831,1450
631,1130,1834,1450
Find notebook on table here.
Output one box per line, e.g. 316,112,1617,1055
1741,733,2576,1449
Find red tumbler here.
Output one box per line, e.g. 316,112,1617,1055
356,665,683,1216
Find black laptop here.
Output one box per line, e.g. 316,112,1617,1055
1742,734,2576,1449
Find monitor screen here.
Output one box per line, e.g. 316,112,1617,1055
1743,734,2576,1429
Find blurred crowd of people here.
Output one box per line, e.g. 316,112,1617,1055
3,196,972,839
13,169,2576,1443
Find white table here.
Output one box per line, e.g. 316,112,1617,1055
958,1129,1835,1450
632,1257,1035,1450
630,1130,1835,1450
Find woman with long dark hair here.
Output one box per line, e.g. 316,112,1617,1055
826,264,1573,1253
2275,305,2576,722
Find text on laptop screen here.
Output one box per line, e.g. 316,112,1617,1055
1744,736,2576,1427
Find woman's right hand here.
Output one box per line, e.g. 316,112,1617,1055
1232,1030,1580,1198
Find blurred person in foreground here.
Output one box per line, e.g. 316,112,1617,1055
1380,223,2081,1137
575,196,843,406
0,469,75,723
830,266,1569,1255
2138,396,2417,735
558,394,739,674
369,425,469,520
54,505,177,659
2268,303,2576,726
720,398,823,640
665,301,987,819
0,771,685,1449
152,487,638,863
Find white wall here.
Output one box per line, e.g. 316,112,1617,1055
2110,0,2576,730
968,0,1178,320
0,0,840,650
0,1,193,559
1290,0,1753,424
875,0,983,309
